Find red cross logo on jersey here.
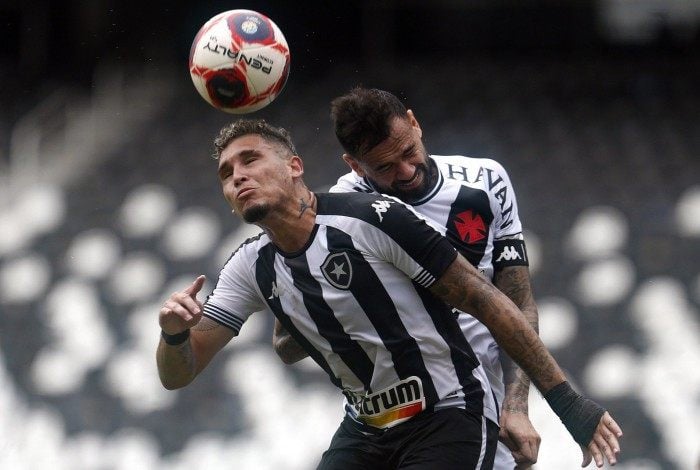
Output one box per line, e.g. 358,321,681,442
453,210,487,243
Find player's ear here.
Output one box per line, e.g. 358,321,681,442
406,110,423,139
342,154,365,177
289,155,304,178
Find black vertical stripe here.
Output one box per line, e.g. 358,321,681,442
284,254,375,391
254,243,343,389
413,286,485,417
325,226,440,406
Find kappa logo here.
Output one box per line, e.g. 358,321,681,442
495,245,522,262
371,200,394,222
321,252,353,289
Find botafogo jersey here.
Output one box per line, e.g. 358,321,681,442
204,192,498,429
330,155,529,411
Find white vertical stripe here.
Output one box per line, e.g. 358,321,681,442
476,415,488,469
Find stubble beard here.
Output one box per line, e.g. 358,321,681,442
368,157,439,204
242,203,271,223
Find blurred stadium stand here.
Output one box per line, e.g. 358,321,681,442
1,1,699,469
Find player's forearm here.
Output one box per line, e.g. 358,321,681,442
431,257,564,393
157,336,198,390
273,320,309,364
493,266,539,410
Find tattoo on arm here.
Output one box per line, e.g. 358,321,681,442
494,266,540,409
430,257,561,392
494,266,539,333
493,266,539,409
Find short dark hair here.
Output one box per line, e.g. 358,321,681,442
330,87,408,158
213,119,297,159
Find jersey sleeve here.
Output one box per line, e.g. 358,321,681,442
203,243,265,335
485,159,529,269
485,159,524,239
357,196,458,288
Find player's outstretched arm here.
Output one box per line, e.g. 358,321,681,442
157,275,234,389
430,255,622,467
493,265,541,466
273,319,309,364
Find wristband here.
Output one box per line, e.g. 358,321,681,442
161,329,190,346
544,381,606,446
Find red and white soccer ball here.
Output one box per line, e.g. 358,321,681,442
189,10,290,114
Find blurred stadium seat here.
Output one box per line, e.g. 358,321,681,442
0,3,699,469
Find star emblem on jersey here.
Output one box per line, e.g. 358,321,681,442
321,252,353,290
453,210,487,243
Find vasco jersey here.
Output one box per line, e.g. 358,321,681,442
331,155,528,279
331,155,528,413
204,192,498,428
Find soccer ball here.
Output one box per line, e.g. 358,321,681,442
189,10,290,114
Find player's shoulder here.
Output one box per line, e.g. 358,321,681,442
432,154,508,173
316,192,416,225
318,191,395,213
225,231,271,265
329,170,374,194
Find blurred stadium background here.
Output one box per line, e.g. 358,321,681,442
1,1,699,469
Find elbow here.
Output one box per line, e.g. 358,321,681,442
274,340,303,365
158,373,194,390
160,380,184,391
274,343,297,365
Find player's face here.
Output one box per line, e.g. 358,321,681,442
345,112,437,204
218,134,301,223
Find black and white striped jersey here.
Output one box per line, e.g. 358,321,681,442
330,155,529,413
204,191,498,426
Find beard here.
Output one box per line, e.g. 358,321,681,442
367,157,439,204
241,203,271,223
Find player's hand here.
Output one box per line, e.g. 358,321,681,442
159,275,206,335
580,411,623,467
499,410,541,468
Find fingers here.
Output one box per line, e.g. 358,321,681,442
163,298,200,322
184,274,206,296
590,412,622,467
159,275,206,332
498,428,517,452
602,411,624,440
582,412,623,468
580,445,592,467
499,413,541,466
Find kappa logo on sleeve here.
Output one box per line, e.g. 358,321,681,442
495,245,522,262
492,238,528,268
371,200,394,222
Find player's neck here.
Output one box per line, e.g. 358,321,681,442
263,189,318,253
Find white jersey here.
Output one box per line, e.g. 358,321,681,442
330,155,529,420
204,192,498,429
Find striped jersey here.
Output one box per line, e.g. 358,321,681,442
204,191,498,426
330,155,529,411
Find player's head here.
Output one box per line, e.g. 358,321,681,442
330,87,438,204
214,119,305,223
